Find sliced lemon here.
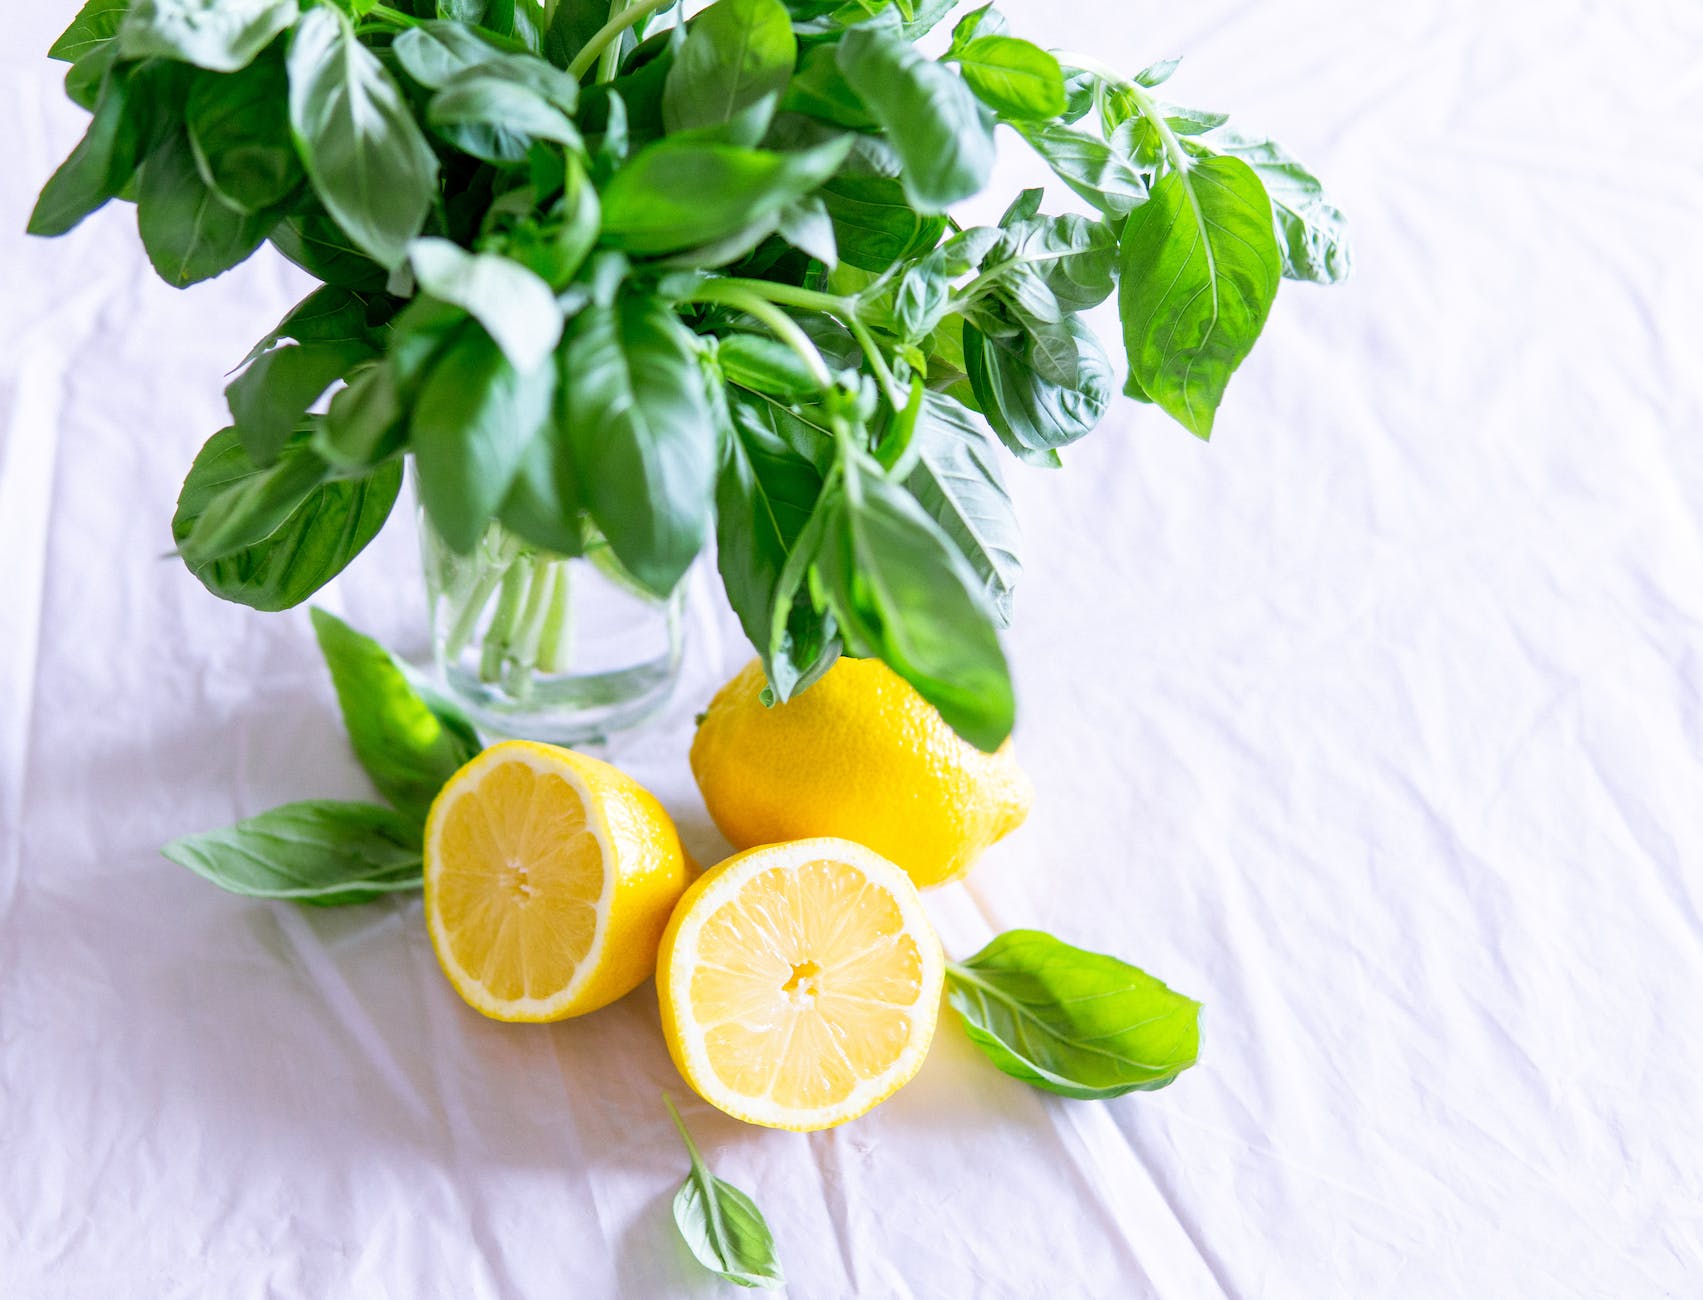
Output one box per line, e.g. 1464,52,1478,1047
424,740,689,1022
657,838,945,1131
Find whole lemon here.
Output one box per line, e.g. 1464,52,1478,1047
689,657,1033,888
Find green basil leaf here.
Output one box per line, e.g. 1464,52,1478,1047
1202,129,1351,284
138,129,278,286
714,335,819,400
241,284,381,367
989,212,1117,312
119,0,298,73
963,316,1112,462
773,194,837,266
1135,57,1179,88
497,425,584,556
599,135,853,256
172,428,401,611
407,237,562,372
779,44,873,129
543,0,605,70
51,0,131,64
905,392,1020,627
411,325,556,554
716,389,828,687
561,296,716,596
227,340,373,465
428,57,584,162
392,21,505,89
309,608,481,823
663,0,796,140
288,6,439,270
892,247,950,343
27,62,145,237
1014,121,1148,218
954,35,1065,121
185,51,302,214
947,930,1202,1098
835,13,994,214
502,157,600,289
665,1097,785,1289
162,800,423,906
1118,154,1281,437
65,43,119,112
819,175,947,274
316,362,405,469
269,212,390,289
948,2,1007,52
819,462,1013,751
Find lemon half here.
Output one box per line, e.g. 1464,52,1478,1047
424,741,689,1022
658,838,945,1131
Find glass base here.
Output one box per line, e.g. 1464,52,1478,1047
440,638,683,747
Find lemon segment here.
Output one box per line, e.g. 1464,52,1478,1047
658,838,945,1131
424,740,689,1022
690,658,1033,888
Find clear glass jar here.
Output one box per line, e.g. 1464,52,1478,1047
417,495,685,746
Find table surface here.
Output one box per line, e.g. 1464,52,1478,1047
4,2,1701,1297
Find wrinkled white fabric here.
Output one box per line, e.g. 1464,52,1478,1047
3,1,1701,1296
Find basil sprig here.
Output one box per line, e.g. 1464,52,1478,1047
161,610,480,904
665,1096,786,1290
30,0,1349,750
948,930,1202,1098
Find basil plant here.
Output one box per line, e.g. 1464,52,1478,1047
31,0,1349,751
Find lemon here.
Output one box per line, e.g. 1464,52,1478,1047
423,740,689,1022
657,838,945,1130
689,657,1033,889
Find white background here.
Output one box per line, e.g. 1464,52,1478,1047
4,1,1702,1296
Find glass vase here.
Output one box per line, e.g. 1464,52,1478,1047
417,495,685,746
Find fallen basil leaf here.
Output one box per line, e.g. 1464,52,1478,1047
288,6,439,271
120,0,298,74
162,800,423,906
1118,154,1281,438
309,608,481,824
947,930,1202,1098
665,1096,785,1290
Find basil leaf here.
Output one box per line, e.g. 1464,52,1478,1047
819,175,947,274
119,0,298,74
186,49,303,214
543,0,604,70
1014,121,1148,218
411,325,556,554
317,362,405,469
1118,155,1281,438
989,212,1117,312
716,335,824,400
947,930,1202,1098
905,392,1020,627
954,35,1065,121
227,340,373,464
392,21,505,89
663,0,796,140
162,800,422,906
241,284,380,366
309,608,481,823
428,57,583,162
27,63,145,237
774,194,837,266
561,297,716,596
269,212,389,289
819,462,1013,751
665,1097,785,1289
716,390,828,687
1203,129,1351,284
138,129,278,286
407,237,562,373
288,5,439,271
835,14,994,213
51,0,130,64
963,316,1112,462
172,428,400,611
780,44,873,129
948,2,1007,50
599,136,853,255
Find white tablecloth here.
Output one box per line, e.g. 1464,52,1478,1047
4,2,1701,1296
